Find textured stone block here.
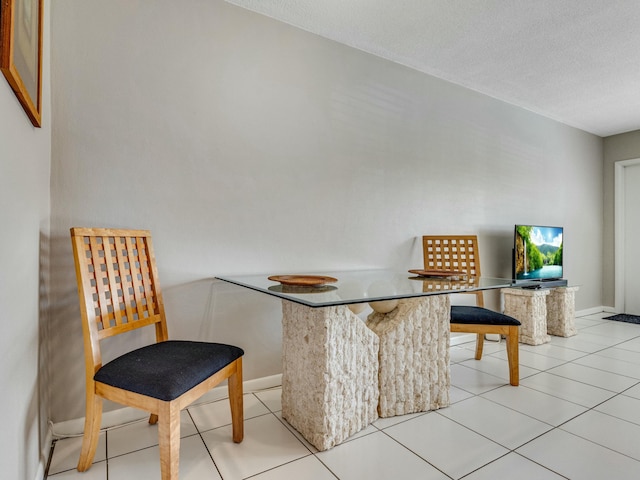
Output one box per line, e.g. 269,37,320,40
503,288,550,345
366,296,451,417
281,302,379,451
547,287,579,337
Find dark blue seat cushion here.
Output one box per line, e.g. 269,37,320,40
94,340,244,402
451,305,521,326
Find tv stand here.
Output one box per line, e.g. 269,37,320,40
502,284,578,345
518,278,568,289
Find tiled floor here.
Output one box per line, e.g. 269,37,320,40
47,312,640,479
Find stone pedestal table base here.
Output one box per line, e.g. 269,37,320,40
281,301,379,451
366,295,451,418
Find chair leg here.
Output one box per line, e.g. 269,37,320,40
228,358,244,443
474,333,484,360
77,391,103,472
506,326,520,386
158,402,181,480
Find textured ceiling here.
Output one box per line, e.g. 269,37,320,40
226,0,640,137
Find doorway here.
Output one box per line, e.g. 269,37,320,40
615,158,640,314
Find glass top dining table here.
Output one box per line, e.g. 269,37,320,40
216,269,521,308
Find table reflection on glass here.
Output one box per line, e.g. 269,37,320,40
217,270,516,450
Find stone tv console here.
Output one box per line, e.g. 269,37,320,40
502,281,578,345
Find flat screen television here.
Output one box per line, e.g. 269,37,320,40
513,225,563,281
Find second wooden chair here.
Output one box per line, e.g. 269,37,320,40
422,235,520,386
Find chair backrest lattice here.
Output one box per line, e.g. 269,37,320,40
71,228,169,354
422,235,484,306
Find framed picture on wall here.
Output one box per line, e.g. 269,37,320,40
0,0,43,127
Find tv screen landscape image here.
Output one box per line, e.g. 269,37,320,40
514,225,563,281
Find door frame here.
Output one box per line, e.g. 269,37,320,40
614,157,640,313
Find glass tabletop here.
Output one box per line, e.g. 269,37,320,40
216,269,519,308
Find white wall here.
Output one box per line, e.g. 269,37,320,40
49,0,604,424
0,3,51,479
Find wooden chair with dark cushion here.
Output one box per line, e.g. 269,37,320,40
71,227,244,479
422,235,520,386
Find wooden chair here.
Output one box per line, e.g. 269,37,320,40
422,235,520,386
71,227,244,479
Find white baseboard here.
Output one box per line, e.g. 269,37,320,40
35,463,45,480
450,333,502,346
576,306,613,317
450,333,476,346
37,428,53,480
484,334,502,342
50,374,282,439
